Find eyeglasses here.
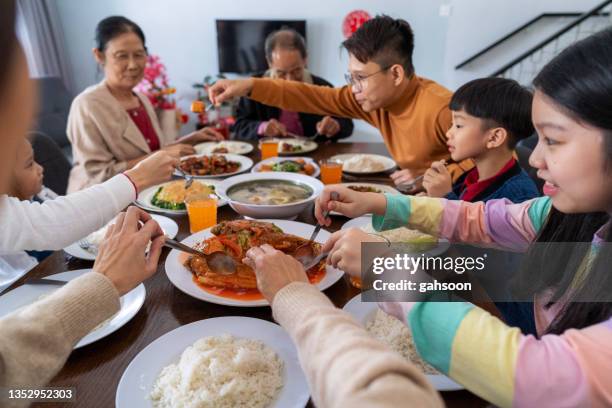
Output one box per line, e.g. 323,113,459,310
344,66,391,92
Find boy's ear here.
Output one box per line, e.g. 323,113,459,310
486,127,508,149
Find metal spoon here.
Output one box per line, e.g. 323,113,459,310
164,238,237,275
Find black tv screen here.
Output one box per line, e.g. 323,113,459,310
216,19,306,74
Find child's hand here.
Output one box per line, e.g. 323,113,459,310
322,228,386,277
422,160,452,198
314,186,386,226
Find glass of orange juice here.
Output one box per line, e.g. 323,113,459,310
260,139,279,160
185,193,217,233
320,159,343,184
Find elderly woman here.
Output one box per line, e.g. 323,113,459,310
0,3,172,402
67,16,223,192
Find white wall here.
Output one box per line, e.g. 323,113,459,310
444,0,604,89
54,0,450,142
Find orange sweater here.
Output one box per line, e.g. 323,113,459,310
249,75,472,180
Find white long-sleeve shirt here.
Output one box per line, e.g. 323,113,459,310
0,174,135,254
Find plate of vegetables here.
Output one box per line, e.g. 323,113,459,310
135,180,227,215
252,157,320,177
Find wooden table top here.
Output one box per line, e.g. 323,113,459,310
9,141,487,408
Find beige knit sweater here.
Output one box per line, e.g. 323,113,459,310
273,282,443,408
0,273,120,407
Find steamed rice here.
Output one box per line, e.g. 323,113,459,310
342,155,387,172
150,334,283,408
360,223,436,244
366,309,438,375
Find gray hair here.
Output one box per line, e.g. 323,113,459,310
264,28,307,61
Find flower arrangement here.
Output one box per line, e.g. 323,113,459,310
137,54,177,110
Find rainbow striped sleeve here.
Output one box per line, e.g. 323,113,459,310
372,195,552,251
407,303,612,407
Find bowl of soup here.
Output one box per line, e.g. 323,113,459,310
216,172,324,219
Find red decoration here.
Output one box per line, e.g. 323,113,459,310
342,10,371,38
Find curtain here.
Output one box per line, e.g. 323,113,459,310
16,0,74,94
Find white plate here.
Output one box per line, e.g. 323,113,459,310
165,219,343,306
115,317,309,408
194,140,254,155
0,269,146,349
341,216,450,257
135,180,227,215
174,153,253,179
342,293,464,391
262,138,318,155
63,214,179,261
330,153,396,174
252,156,321,178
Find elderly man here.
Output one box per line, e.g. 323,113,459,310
231,28,354,142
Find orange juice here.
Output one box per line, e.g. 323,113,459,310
320,160,343,184
186,195,217,233
260,140,279,160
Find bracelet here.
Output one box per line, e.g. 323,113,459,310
122,172,139,199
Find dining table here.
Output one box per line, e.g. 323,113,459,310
6,140,489,408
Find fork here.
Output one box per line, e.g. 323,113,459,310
307,191,339,243
175,166,194,189
300,251,330,270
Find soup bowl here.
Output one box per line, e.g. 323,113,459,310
216,172,324,219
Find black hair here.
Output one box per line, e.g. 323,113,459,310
342,15,414,76
95,16,147,53
0,0,17,96
264,28,307,61
513,28,612,335
450,77,534,149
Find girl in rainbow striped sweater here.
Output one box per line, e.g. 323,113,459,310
317,28,612,407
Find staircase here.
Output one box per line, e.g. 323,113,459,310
454,0,612,85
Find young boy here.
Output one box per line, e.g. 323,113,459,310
422,77,539,203
421,78,540,336
9,138,49,202
8,138,56,262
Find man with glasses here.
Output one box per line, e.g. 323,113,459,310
212,16,472,189
232,29,354,142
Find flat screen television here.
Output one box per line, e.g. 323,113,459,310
216,19,306,74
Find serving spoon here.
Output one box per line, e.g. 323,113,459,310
164,238,237,275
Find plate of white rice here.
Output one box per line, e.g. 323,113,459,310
343,293,463,391
341,216,450,257
116,317,309,408
330,153,396,174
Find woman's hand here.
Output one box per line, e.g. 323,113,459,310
314,185,386,226
181,127,225,144
243,244,309,303
208,78,255,106
161,143,196,157
422,160,452,198
124,150,179,191
93,206,165,296
322,228,386,278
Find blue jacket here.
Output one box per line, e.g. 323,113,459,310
445,161,539,203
